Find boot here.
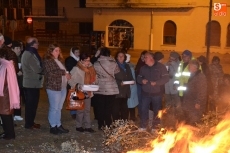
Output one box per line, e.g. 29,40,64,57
57,125,69,133
50,126,58,135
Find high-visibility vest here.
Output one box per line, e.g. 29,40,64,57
174,60,203,96
174,62,190,97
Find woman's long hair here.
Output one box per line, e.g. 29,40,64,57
43,43,63,62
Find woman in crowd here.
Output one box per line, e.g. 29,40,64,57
43,43,71,135
93,47,120,130
113,51,133,121
17,40,25,56
68,53,96,133
197,55,213,112
135,50,147,117
209,56,224,110
164,51,181,108
65,47,80,119
0,47,20,140
126,54,138,121
11,41,24,121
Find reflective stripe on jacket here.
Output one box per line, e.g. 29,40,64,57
174,62,190,96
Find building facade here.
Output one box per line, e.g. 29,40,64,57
87,0,230,53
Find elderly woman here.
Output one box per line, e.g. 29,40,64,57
93,47,120,130
113,51,134,121
43,43,71,135
68,53,96,133
0,47,20,140
209,56,224,111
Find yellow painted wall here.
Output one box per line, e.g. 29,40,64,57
92,0,230,53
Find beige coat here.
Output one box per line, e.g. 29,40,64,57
68,66,85,88
68,64,94,97
93,56,120,95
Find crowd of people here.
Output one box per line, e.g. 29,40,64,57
0,34,229,140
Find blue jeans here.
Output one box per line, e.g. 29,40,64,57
140,95,162,129
46,88,67,127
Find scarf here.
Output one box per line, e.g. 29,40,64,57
0,58,20,109
25,46,42,67
70,49,79,61
77,61,96,84
117,61,126,72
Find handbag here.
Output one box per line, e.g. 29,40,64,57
66,84,87,110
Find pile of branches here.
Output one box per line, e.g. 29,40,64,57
196,110,225,136
102,120,156,153
102,110,226,153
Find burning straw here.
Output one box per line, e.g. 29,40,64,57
102,112,230,153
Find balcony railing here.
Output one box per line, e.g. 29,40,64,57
24,7,66,18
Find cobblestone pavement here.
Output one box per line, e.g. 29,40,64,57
0,88,105,153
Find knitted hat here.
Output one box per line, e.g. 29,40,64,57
182,50,192,57
170,51,180,59
154,52,164,61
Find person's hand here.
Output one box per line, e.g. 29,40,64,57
121,82,124,86
195,104,200,109
65,73,71,80
150,81,156,86
95,49,100,57
17,71,23,76
142,79,148,84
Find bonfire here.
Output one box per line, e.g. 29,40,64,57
102,111,230,153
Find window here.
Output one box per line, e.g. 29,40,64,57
227,24,230,47
163,20,177,45
108,19,134,48
206,21,221,46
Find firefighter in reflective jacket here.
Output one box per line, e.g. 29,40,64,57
174,50,192,101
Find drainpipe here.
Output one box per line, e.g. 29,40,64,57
150,9,154,51
206,0,212,64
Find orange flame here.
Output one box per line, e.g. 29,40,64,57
128,113,230,153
